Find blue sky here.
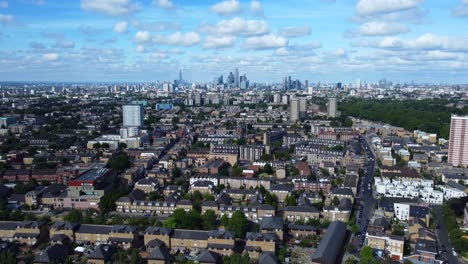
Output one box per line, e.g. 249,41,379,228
1,0,468,84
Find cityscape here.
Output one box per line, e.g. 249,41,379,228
0,1,468,264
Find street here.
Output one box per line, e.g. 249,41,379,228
432,205,459,264
355,135,377,248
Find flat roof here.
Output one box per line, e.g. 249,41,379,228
74,168,109,181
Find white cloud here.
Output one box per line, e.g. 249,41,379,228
453,0,468,17
211,0,241,15
244,34,288,50
200,17,269,36
278,25,311,38
113,21,128,33
250,0,263,15
54,39,75,49
275,47,289,56
80,0,140,16
43,53,59,61
356,0,424,16
155,0,174,9
203,35,236,49
151,51,169,59
359,33,468,52
424,50,462,61
0,13,14,25
134,30,151,43
136,45,145,53
353,21,409,36
153,32,201,46
134,20,181,32
335,48,347,57
0,1,8,8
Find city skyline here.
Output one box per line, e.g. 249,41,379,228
1,0,468,83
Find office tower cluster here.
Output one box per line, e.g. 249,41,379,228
283,75,304,90
214,68,249,89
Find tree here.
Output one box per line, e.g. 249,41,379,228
129,248,142,264
107,152,131,172
331,196,340,206
218,163,231,177
262,164,273,174
92,142,101,149
231,163,243,177
345,256,356,264
101,143,110,149
171,167,182,178
64,209,83,223
201,210,217,230
118,142,127,150
392,223,405,236
360,246,374,260
264,192,278,209
225,211,249,238
223,253,250,264
148,191,161,201
285,194,297,206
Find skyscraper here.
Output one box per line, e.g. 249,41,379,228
123,104,144,128
448,115,468,167
355,79,361,89
299,97,306,114
179,69,183,84
327,97,337,118
290,98,300,122
235,68,239,88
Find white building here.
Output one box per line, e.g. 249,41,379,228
123,104,144,128
375,178,443,204
439,181,467,200
327,97,337,118
290,98,300,122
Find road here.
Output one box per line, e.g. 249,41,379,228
432,205,459,264
355,135,377,248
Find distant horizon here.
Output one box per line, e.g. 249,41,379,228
0,79,467,86
1,0,468,83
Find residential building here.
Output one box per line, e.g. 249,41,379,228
366,231,405,261
245,232,277,259
448,115,468,167
283,205,320,222
260,217,284,241
311,221,347,264
327,97,337,118
323,198,352,222
123,104,144,128
0,221,48,246
239,145,266,161
290,98,300,122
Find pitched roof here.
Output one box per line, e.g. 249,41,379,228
311,221,347,264
88,244,115,260
172,229,209,240
34,244,68,263
261,216,284,230
259,252,280,264
284,205,320,213
77,224,113,234
198,249,221,263
148,245,171,260
144,226,173,235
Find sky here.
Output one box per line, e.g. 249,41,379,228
1,0,468,84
